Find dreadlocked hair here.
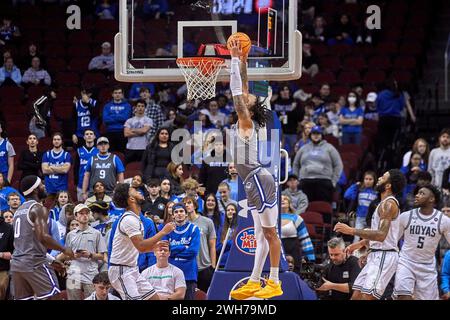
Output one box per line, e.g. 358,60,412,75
250,97,272,128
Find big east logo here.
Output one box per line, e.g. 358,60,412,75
235,227,257,255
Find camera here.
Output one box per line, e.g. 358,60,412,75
300,262,326,289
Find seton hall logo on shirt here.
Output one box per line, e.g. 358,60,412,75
235,227,257,255
0,151,5,157
94,163,112,169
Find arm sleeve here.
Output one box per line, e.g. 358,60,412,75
229,57,242,96
442,167,450,189
22,69,32,83
296,217,316,262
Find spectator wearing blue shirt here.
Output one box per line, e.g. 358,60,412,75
216,203,238,268
163,202,200,300
128,83,155,102
376,79,406,165
41,133,72,198
0,57,21,86
343,171,378,243
102,86,132,152
49,191,70,221
82,137,125,199
0,123,16,183
400,152,426,194
442,250,450,300
96,0,118,19
339,92,364,145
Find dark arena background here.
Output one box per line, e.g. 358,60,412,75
0,0,449,308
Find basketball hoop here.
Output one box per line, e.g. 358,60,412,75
176,57,225,101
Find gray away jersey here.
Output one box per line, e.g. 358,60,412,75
398,208,450,264
230,120,262,180
10,200,47,272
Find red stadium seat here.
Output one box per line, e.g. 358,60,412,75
46,58,67,74
323,135,339,149
82,73,107,86
27,86,45,101
393,56,416,70
319,56,341,73
67,46,92,58
391,70,413,86
363,70,386,85
68,32,92,45
343,56,366,72
376,42,399,56
56,72,80,87
314,71,337,84
339,144,363,160
311,43,329,57
0,86,24,104
68,58,91,72
337,71,361,86
368,56,391,70
44,44,67,58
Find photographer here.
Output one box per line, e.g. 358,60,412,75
316,237,361,300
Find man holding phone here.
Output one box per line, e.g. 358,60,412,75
63,203,107,300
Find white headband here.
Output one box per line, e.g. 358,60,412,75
23,176,42,196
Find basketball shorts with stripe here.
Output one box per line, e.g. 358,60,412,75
352,251,398,299
393,256,439,300
108,265,156,300
12,263,60,300
244,168,278,222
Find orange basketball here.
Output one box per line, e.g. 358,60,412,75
227,32,252,57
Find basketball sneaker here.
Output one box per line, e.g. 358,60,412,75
230,280,261,300
253,280,283,299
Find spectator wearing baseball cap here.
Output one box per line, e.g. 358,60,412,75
293,126,343,203
63,203,107,300
364,92,379,121
88,42,114,72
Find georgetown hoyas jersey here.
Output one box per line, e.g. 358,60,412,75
399,208,450,264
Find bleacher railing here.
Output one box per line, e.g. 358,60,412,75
445,32,450,101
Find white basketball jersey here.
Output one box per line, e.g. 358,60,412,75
399,208,450,264
110,211,143,267
369,196,401,251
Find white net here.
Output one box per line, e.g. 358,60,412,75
176,58,225,101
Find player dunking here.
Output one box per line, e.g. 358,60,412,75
335,169,406,300
227,39,283,299
394,184,450,300
10,175,74,300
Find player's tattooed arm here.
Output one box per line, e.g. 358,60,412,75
240,55,249,96
353,199,398,242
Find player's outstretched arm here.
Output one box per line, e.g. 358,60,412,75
31,205,74,259
229,39,252,130
335,199,398,242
